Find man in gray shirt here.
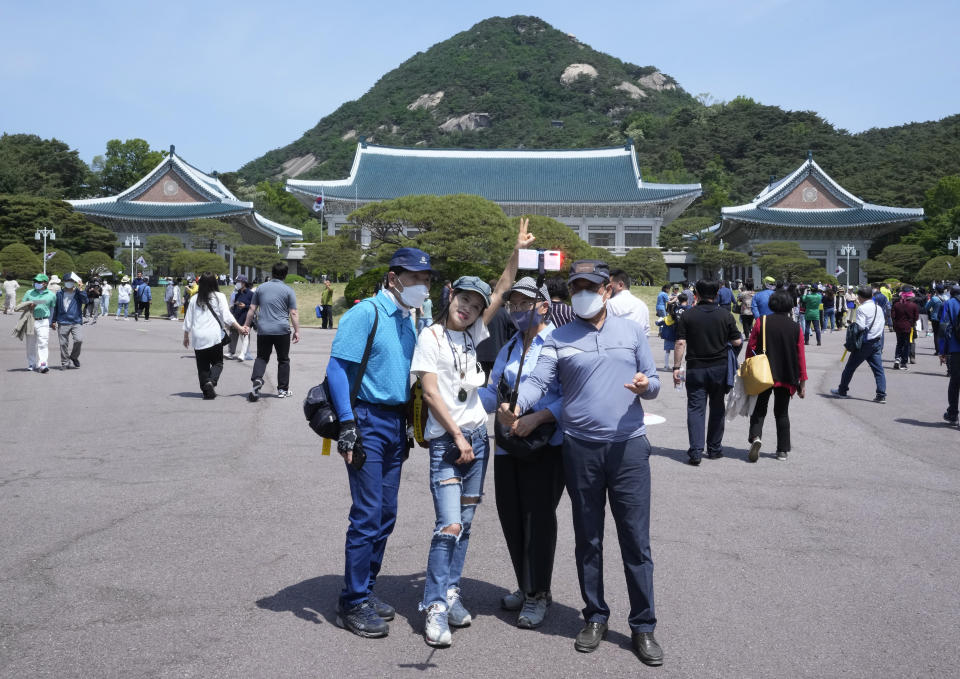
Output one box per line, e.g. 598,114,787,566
503,259,664,667
242,262,300,401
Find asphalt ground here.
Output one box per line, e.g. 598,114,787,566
0,313,958,678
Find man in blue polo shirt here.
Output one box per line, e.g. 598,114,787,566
505,259,664,667
326,247,432,639
751,276,777,318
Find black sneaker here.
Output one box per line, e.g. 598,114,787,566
248,378,264,402
944,412,959,426
201,381,216,400
367,593,395,621
71,357,80,368
687,455,701,466
335,600,388,638
873,394,887,404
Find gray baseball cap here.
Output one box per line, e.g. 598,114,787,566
508,276,550,304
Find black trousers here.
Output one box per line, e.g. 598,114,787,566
494,447,565,596
321,304,333,329
740,314,754,337
562,434,655,633
251,333,291,390
894,330,912,365
749,386,792,453
685,362,728,458
194,343,224,389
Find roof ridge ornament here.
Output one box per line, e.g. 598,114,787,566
170,144,175,157
807,149,812,161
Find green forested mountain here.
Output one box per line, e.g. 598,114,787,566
238,15,960,217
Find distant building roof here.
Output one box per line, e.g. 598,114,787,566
69,149,301,240
287,142,701,206
720,155,923,230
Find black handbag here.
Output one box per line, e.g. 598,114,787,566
303,303,378,439
844,305,878,352
492,335,557,460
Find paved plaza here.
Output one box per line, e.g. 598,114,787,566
0,313,958,678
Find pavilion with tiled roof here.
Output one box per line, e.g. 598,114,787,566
717,153,924,285
286,140,701,254
69,146,301,275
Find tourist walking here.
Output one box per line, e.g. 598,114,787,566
506,258,664,667
738,286,756,336
830,287,887,403
4,274,20,314
823,287,837,331
135,276,152,321
115,276,132,319
751,276,777,318
746,290,807,462
673,280,744,464
50,273,88,370
606,269,650,335
411,222,533,648
99,279,112,317
843,286,858,327
242,262,300,401
182,272,246,399
83,279,100,322
326,246,433,640
164,279,178,319
17,273,56,372
227,275,253,360
802,286,823,345
321,279,334,329
478,277,563,630
926,286,945,351
937,284,960,426
892,286,920,371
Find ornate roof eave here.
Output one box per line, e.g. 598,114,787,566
752,157,863,208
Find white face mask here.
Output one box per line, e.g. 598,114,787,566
396,282,429,308
64,282,75,290
571,290,605,319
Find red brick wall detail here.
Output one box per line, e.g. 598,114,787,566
132,169,207,203
772,177,849,209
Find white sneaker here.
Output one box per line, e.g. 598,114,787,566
446,587,472,628
277,389,292,399
424,603,452,647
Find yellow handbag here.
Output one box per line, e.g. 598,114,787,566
739,316,775,395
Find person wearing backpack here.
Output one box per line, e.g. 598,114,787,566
830,287,887,403
937,284,960,426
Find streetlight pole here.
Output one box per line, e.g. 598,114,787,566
125,235,141,279
840,244,856,288
35,227,56,275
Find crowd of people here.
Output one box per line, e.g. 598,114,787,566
4,240,959,669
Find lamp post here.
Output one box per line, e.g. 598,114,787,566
839,244,856,288
34,227,56,275
125,235,141,279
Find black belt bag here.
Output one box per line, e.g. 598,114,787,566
493,375,556,460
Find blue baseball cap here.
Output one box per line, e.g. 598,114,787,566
568,260,610,285
389,247,432,272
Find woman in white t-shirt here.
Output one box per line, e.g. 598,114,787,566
410,219,535,648
182,272,247,399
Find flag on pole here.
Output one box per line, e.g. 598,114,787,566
136,255,147,267
313,188,325,214
45,251,56,261
835,265,845,275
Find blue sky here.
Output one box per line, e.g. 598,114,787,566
2,0,958,174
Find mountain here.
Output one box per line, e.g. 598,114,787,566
238,15,960,217
238,16,694,181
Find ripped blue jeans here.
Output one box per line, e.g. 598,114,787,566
420,423,489,611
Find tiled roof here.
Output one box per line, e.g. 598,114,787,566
722,155,923,228
287,143,701,205
68,148,302,240
68,199,253,221
721,205,924,228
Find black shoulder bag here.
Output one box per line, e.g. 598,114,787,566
492,333,557,460
303,302,379,439
206,295,232,346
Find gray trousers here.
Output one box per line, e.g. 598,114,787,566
57,323,83,366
